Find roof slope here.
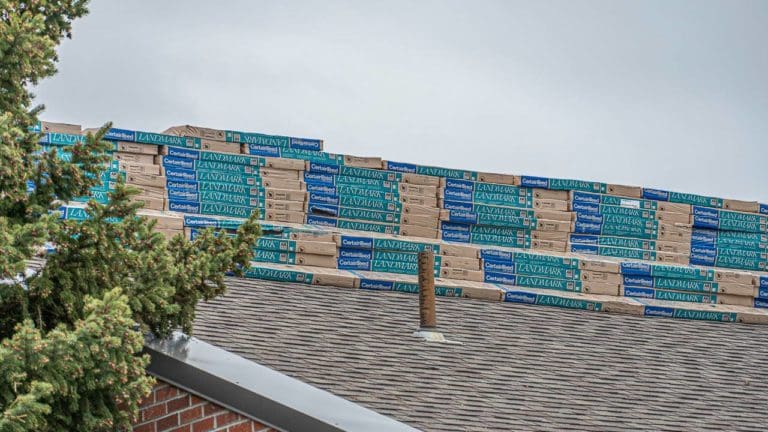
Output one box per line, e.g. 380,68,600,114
193,278,768,431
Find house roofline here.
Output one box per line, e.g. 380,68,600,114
144,332,419,432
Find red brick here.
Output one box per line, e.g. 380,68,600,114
190,395,205,405
155,386,179,402
153,383,170,392
169,426,191,432
167,395,191,412
203,403,223,416
133,423,155,432
225,421,252,432
156,413,179,431
215,412,241,427
179,406,203,424
139,392,156,408
142,404,167,422
192,417,215,432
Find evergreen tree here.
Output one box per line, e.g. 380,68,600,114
0,1,260,430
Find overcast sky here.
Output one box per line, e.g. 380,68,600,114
35,0,768,201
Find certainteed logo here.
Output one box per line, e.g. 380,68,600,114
309,162,339,175
442,231,469,241
168,190,197,200
305,172,335,184
105,128,136,142
167,180,197,190
450,210,476,223
644,306,674,317
504,291,537,304
247,144,281,157
309,193,338,205
338,249,372,260
484,272,515,284
445,178,474,192
576,213,602,224
575,221,602,232
359,280,393,290
444,188,473,201
693,206,719,218
306,184,336,195
167,146,199,159
569,234,598,245
572,191,601,204
443,200,473,211
572,202,599,213
337,258,371,269
643,188,669,201
386,161,417,173
623,275,653,287
162,156,195,170
169,201,199,213
166,169,196,181
291,137,322,151
483,260,515,273
341,237,373,249
521,176,549,188
623,287,654,298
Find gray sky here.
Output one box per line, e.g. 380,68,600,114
35,0,768,201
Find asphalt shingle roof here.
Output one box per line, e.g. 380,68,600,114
193,277,768,432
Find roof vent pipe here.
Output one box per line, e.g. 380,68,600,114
413,250,459,343
418,250,437,330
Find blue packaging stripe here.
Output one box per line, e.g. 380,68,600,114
359,279,395,291
337,256,373,271
520,176,550,189
644,306,737,322
503,290,602,311
339,236,374,250
247,144,282,158
642,188,670,201
165,146,200,159
290,137,323,151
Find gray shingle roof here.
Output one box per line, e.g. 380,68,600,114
193,277,768,432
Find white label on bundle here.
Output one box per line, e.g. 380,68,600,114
620,199,641,209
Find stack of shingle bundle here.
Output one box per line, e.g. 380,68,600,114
687,205,767,272
567,190,693,264
163,125,445,238
176,213,767,310
135,123,768,277
576,257,760,306
185,218,338,270
562,186,767,272
48,119,768,321
301,161,441,239
34,121,124,207
437,176,573,251
160,126,309,224
88,128,167,211
335,233,443,276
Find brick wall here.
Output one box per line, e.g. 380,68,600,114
133,380,279,432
